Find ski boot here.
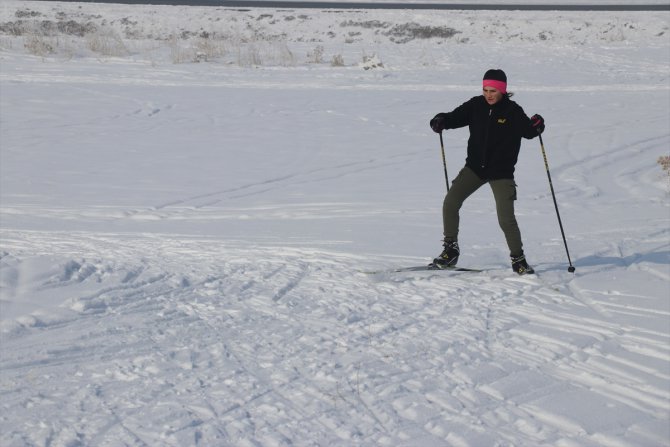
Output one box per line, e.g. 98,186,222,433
433,240,459,268
511,252,535,275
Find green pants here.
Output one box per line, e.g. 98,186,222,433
443,166,523,256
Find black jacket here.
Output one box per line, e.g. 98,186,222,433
440,95,539,180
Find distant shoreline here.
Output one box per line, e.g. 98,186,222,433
32,1,670,11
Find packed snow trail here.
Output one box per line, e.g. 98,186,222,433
2,231,668,446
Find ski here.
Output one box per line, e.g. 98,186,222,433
361,264,483,275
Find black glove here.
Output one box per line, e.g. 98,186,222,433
530,114,545,134
430,113,447,133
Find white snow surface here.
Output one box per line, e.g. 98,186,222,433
1,1,669,446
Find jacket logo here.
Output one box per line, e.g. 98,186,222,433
497,118,507,124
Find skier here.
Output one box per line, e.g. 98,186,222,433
429,69,545,274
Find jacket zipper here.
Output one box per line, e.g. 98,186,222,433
482,108,492,169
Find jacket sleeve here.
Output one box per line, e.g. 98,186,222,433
516,105,540,139
442,98,475,130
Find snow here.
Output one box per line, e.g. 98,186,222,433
1,1,669,446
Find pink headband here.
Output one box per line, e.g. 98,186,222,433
483,79,507,94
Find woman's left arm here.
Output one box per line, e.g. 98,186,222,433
517,106,544,139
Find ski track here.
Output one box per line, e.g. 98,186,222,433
149,154,415,212
1,231,668,446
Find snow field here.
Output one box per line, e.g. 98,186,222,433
1,1,669,446
1,231,668,445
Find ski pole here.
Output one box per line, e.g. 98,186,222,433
439,132,450,192
538,132,576,273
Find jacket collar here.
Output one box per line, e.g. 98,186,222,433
480,94,510,110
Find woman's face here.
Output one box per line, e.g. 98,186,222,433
483,87,503,105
